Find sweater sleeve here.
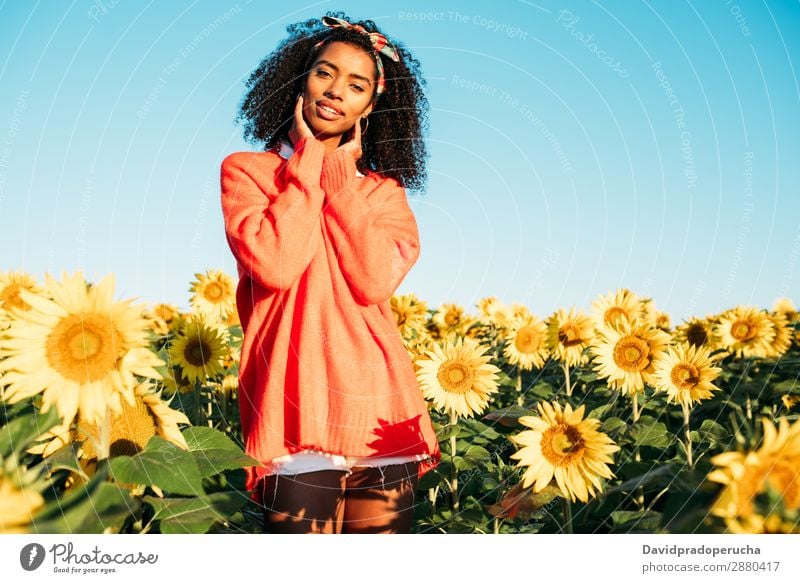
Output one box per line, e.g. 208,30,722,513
220,137,327,292
320,149,421,306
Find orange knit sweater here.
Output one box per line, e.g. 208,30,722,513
220,136,441,503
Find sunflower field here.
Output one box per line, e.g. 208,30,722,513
1,269,798,534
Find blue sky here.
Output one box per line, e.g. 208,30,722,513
1,0,798,322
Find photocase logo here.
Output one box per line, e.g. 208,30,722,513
19,543,46,571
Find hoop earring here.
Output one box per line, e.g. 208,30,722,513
360,116,369,136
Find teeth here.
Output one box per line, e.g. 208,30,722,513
320,104,340,115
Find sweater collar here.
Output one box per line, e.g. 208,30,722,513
277,138,365,178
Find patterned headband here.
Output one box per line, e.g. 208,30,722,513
311,16,400,102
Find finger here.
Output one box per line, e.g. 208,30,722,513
354,116,362,143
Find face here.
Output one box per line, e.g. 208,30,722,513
302,41,376,139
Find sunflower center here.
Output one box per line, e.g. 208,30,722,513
515,326,542,353
612,335,650,372
445,312,458,326
731,320,755,341
185,338,212,367
604,307,628,327
47,314,124,383
204,283,224,301
558,324,584,347
541,424,584,465
670,363,700,391
686,323,708,346
437,361,474,394
78,394,157,460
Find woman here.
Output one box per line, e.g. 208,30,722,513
220,13,441,534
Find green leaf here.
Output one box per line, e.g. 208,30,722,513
181,426,261,478
588,403,614,420
601,417,628,435
144,491,247,534
628,417,674,448
773,379,799,394
109,436,204,496
462,445,491,468
600,463,678,499
610,510,662,532
692,419,730,446
435,423,460,441
31,462,136,534
40,442,89,480
0,405,63,458
458,418,502,440
530,382,555,399
482,405,531,428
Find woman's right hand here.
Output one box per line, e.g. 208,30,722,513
288,94,315,146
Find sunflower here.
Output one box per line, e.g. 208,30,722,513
167,314,228,385
78,381,189,457
0,271,43,328
652,343,722,407
189,269,236,325
590,320,671,395
405,330,438,369
479,298,515,336
476,296,500,318
510,302,532,320
590,288,642,332
0,272,164,428
545,307,594,368
772,297,798,322
0,474,44,534
653,311,672,331
390,292,429,340
431,302,473,340
673,316,718,350
782,395,800,411
708,417,800,533
143,302,181,336
509,401,620,503
764,311,792,359
415,337,501,419
31,380,190,461
219,373,240,398
503,313,549,371
715,305,775,358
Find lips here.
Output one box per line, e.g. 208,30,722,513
317,100,343,116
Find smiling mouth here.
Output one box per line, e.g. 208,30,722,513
317,102,343,116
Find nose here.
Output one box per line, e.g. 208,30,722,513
324,77,346,99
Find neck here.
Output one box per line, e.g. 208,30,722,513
288,132,347,155
321,133,346,155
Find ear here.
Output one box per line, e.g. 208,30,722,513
362,101,374,117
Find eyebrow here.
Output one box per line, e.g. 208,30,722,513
314,60,373,86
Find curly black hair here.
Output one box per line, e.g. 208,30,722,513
234,11,429,192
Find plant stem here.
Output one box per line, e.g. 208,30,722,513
193,379,201,426
561,498,573,534
631,393,644,509
563,362,572,398
516,367,523,406
493,517,502,534
682,402,694,469
449,411,459,513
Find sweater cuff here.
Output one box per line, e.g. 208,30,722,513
286,136,326,185
321,149,357,195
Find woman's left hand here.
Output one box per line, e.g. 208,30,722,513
334,116,364,161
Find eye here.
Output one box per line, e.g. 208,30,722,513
351,84,365,92
315,69,331,78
